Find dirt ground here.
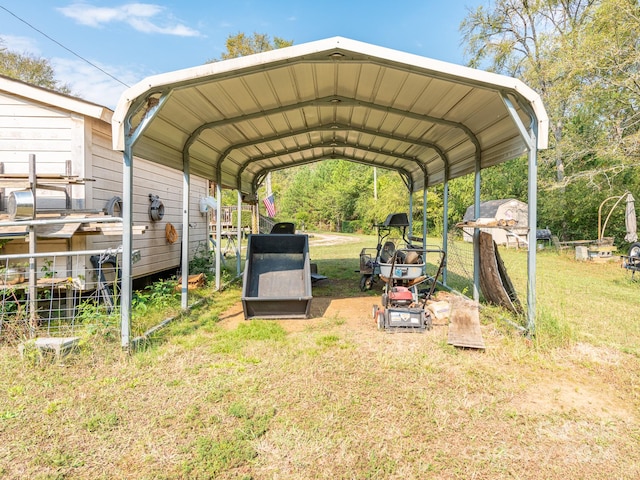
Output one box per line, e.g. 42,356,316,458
218,231,637,438
218,286,636,425
218,294,383,333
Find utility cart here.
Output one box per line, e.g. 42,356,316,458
358,212,421,291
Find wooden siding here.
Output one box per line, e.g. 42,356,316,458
0,92,85,210
86,118,209,278
0,88,210,283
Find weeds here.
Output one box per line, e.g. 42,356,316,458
1,234,639,479
181,405,275,478
211,321,287,354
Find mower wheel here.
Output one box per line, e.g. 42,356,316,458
372,304,379,320
360,274,373,291
377,310,385,330
629,242,640,258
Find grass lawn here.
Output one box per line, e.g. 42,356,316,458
0,232,639,479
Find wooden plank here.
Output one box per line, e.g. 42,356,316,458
447,297,485,350
76,225,147,235
36,222,81,239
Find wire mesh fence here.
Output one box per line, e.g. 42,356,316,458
0,248,122,342
445,232,475,296
445,230,529,312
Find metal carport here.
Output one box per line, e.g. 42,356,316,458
112,36,548,348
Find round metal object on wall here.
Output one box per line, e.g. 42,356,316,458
148,194,165,222
8,190,35,220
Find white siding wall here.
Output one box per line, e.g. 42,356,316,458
0,91,85,210
0,89,209,282
86,118,209,278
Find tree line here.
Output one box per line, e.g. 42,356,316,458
3,2,639,244
272,0,639,243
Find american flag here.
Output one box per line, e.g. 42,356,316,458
263,194,276,218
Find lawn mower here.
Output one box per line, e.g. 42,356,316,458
372,246,446,332
358,212,421,291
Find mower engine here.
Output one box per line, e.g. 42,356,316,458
387,286,414,307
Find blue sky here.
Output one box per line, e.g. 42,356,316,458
0,1,484,109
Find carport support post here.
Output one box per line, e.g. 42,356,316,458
473,159,481,302
181,154,190,310
215,182,222,290
237,190,242,275
501,94,538,333
409,192,414,235
526,132,538,334
442,180,449,285
121,136,134,348
422,187,427,250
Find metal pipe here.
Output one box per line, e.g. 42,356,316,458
409,190,414,236
526,130,538,334
598,193,629,241
237,190,242,275
215,182,222,290
502,94,539,334
121,128,134,349
422,184,427,251
1,247,124,261
1,216,123,228
442,180,449,285
473,157,481,302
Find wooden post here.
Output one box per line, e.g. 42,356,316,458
65,160,73,320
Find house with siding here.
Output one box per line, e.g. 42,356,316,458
0,74,209,286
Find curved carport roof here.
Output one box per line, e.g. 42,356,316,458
112,36,548,347
113,36,547,194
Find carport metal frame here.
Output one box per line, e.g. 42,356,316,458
113,37,548,348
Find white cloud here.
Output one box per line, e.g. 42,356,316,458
51,56,148,109
0,34,42,55
57,2,201,37
1,34,142,108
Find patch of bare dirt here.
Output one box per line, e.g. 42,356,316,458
217,295,378,333
306,232,360,247
517,375,635,422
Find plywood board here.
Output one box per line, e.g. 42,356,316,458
447,297,485,350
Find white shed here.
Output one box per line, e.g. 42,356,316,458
0,75,209,285
462,199,529,246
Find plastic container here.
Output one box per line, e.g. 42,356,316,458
378,262,425,279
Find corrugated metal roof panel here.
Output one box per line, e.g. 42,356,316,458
112,36,548,193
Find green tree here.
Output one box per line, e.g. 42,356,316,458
0,40,71,93
460,0,640,241
564,0,640,166
209,32,293,62
460,0,595,183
